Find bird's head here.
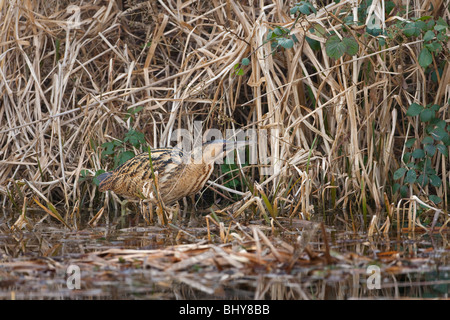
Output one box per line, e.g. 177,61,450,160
192,139,249,164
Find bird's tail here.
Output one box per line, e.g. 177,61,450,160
97,172,113,192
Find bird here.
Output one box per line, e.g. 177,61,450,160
97,140,247,206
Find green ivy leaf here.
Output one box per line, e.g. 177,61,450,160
291,1,317,15
419,108,435,122
417,174,428,187
93,169,106,186
400,185,408,197
325,35,346,59
415,20,426,31
403,22,421,37
124,129,146,148
436,144,448,156
429,174,442,187
393,167,407,180
306,36,320,51
411,149,425,159
312,24,327,37
405,138,416,148
425,42,442,53
430,104,441,112
241,58,250,66
118,151,135,166
406,103,424,116
422,136,433,144
278,38,294,49
418,48,433,68
431,127,448,141
385,1,395,14
405,169,417,183
429,195,442,204
403,152,411,162
423,30,435,42
343,37,359,55
436,33,447,41
274,27,284,36
424,143,436,156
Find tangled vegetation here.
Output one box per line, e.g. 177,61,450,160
0,0,449,231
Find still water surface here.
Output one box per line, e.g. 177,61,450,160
0,208,448,299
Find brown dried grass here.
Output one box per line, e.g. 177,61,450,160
0,0,449,228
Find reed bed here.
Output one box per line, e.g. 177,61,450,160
0,0,449,229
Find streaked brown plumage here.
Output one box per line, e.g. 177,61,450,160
98,140,243,205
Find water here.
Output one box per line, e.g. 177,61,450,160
0,208,448,299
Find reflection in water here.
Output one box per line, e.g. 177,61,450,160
0,209,448,299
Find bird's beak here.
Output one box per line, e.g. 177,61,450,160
200,139,250,164
223,140,250,152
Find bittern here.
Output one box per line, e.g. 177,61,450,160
97,140,247,205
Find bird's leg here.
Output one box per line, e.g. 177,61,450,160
120,199,129,217
188,194,199,227
141,200,154,225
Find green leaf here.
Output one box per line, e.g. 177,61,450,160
400,185,408,197
306,36,320,51
425,166,436,175
403,22,420,37
273,27,284,36
92,169,106,186
417,174,428,187
325,35,346,59
405,169,417,183
118,151,135,166
434,24,447,32
241,58,250,66
278,38,294,49
429,174,442,187
426,20,436,29
430,104,441,112
416,16,432,21
424,143,436,156
312,24,327,37
292,1,317,15
403,152,411,162
101,141,121,157
385,1,395,15
436,17,449,27
431,127,448,141
411,149,425,159
128,106,144,115
405,138,416,148
423,30,435,41
436,33,447,41
343,37,359,55
393,183,401,194
406,103,423,116
429,195,442,204
124,129,146,148
436,144,448,156
418,48,433,68
425,42,442,52
421,136,433,144
393,167,407,180
419,108,435,122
